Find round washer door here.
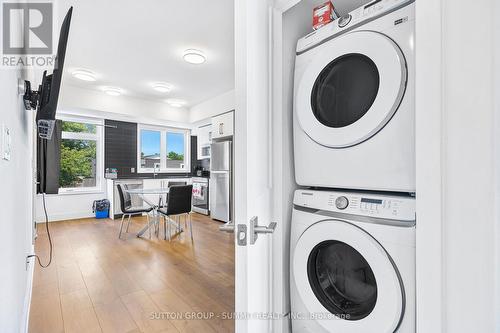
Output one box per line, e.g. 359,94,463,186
295,31,407,148
293,220,404,332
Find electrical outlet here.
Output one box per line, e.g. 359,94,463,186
1,124,11,161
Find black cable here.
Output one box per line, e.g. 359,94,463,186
27,193,53,268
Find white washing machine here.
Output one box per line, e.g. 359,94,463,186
290,189,415,333
293,0,415,192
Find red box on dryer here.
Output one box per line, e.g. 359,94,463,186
313,1,339,30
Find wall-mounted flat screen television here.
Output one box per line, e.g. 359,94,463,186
23,7,73,194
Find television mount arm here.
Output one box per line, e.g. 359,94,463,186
23,80,40,111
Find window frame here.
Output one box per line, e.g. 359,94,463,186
58,115,104,194
137,124,190,174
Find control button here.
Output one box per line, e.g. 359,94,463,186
338,14,352,28
335,196,349,210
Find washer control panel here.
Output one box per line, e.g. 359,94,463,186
335,196,349,210
294,189,415,221
337,14,352,28
297,0,413,53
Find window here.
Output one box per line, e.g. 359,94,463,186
166,132,185,169
59,117,103,193
140,130,161,169
138,125,190,173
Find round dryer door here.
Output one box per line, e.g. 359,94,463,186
293,220,404,332
295,31,407,148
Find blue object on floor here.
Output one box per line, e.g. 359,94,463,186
95,209,109,219
93,199,110,219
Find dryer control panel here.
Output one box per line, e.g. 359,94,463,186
297,0,414,54
294,189,415,222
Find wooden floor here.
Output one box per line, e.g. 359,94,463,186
29,213,235,333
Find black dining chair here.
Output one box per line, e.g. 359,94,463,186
158,185,193,241
117,184,153,239
158,181,188,208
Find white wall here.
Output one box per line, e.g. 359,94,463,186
35,191,105,222
441,0,495,331
495,0,500,328
60,84,190,123
417,0,497,331
0,69,35,330
189,90,235,123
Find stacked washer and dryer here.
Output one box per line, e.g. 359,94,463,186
290,0,416,332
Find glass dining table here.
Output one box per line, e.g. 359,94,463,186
124,187,183,238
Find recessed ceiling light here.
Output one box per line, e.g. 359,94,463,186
72,69,96,81
103,86,123,96
166,99,187,108
183,49,206,65
152,82,173,93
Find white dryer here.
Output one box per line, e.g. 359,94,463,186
290,189,415,333
294,0,415,192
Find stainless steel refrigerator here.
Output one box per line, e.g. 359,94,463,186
209,141,231,222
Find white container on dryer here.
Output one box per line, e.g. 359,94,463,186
290,189,416,333
293,0,415,192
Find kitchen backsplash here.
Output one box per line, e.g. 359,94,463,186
104,120,138,178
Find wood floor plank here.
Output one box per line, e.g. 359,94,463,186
29,282,64,333
60,289,102,333
121,290,178,333
57,263,86,295
94,297,139,333
29,213,234,333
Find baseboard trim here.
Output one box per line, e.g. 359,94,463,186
36,211,95,222
21,245,35,333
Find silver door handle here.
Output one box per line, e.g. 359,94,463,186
219,222,235,233
254,222,277,234
249,216,277,245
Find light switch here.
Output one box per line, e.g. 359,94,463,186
1,124,11,161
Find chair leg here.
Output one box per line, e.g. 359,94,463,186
149,213,152,239
119,214,125,239
189,213,194,241
126,214,132,232
163,216,167,240
167,216,171,241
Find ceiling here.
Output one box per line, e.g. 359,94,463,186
56,0,235,108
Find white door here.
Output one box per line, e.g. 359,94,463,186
295,31,407,148
233,0,275,332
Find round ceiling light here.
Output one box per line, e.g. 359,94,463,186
183,49,206,65
152,82,173,93
72,69,96,81
103,86,123,96
166,99,187,108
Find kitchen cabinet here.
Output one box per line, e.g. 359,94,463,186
197,124,212,159
211,111,234,139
